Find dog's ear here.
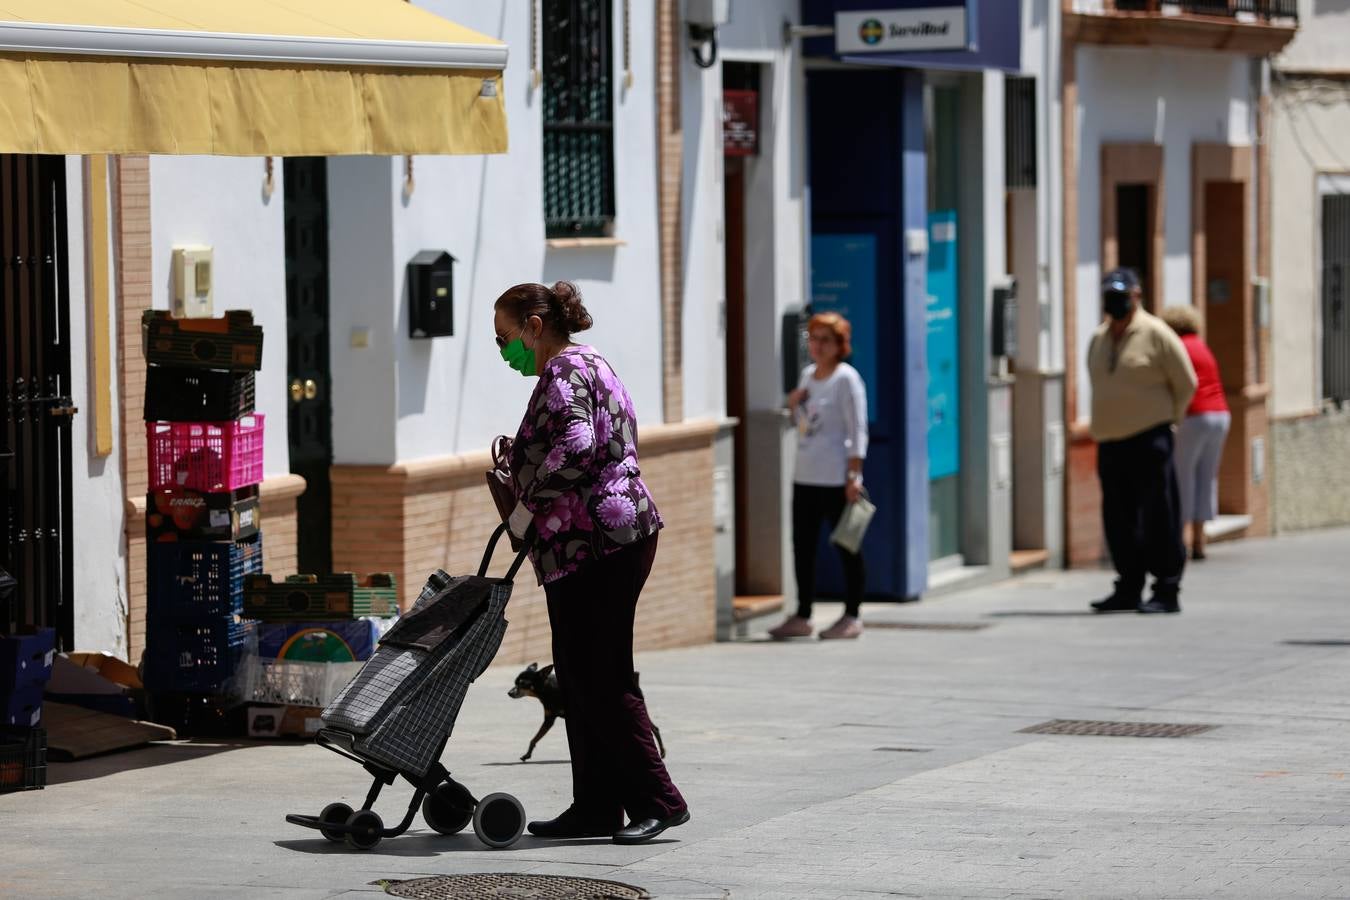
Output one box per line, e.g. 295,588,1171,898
526,662,538,672
539,664,555,679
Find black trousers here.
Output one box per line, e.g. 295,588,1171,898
1097,423,1186,601
792,483,865,619
544,535,686,826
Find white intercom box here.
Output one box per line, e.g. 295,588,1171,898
172,245,214,319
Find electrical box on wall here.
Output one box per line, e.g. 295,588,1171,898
407,250,456,339
171,245,214,319
991,277,1018,360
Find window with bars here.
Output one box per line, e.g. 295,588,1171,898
1004,76,1037,190
543,0,615,239
1322,194,1350,405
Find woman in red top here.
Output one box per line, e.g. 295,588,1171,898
1160,306,1230,560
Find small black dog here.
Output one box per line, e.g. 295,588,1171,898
508,662,666,762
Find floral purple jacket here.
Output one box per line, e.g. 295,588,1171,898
510,346,663,584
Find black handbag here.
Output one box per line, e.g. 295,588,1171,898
486,435,525,552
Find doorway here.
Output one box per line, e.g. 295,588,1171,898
283,158,334,575
1202,180,1247,514
0,155,75,645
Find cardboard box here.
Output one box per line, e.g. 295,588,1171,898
247,704,323,739
146,486,260,543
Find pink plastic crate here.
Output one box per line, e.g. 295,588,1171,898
146,415,264,492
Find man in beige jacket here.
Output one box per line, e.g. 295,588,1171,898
1087,269,1198,615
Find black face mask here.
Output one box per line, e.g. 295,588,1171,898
1103,290,1134,321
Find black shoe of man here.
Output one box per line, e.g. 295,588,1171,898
1138,598,1181,615
612,809,691,845
1090,594,1141,613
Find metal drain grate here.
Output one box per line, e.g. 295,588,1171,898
865,621,990,631
1020,719,1216,738
1284,639,1350,646
383,875,649,900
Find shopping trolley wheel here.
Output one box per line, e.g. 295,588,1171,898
473,792,525,849
344,809,384,850
423,784,474,835
319,802,353,842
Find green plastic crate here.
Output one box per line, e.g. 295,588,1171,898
242,573,398,622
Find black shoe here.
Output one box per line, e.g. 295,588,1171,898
1091,594,1140,613
612,809,690,845
1138,598,1181,614
527,807,617,839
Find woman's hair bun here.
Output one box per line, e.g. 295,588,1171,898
551,280,593,334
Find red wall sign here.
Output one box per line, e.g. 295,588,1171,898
723,89,758,157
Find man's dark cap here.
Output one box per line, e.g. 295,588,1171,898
1101,268,1140,294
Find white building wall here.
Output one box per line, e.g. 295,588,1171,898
387,0,665,463
1277,0,1347,71
1268,83,1348,418
1073,45,1254,422
148,156,290,477
66,158,128,655
681,34,726,422
1269,2,1350,418
719,0,808,411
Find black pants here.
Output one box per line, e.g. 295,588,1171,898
544,535,686,826
1097,423,1186,602
792,483,865,619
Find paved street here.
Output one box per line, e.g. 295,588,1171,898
6,527,1350,900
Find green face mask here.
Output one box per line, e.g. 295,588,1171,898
499,326,536,377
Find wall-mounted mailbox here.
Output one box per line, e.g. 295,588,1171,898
408,250,456,339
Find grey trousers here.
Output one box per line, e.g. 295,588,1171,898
1175,411,1231,522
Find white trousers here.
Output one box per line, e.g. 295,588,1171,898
1175,411,1231,522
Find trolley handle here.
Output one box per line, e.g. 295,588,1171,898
479,522,535,582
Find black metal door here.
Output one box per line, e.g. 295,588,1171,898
1322,194,1350,406
0,155,74,645
284,158,333,574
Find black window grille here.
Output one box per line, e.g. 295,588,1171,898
543,0,615,239
1004,76,1037,190
1323,195,1350,406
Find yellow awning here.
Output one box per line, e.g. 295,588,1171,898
0,0,509,156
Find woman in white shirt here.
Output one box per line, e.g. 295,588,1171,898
769,312,869,641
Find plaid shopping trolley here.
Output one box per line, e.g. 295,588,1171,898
285,523,533,850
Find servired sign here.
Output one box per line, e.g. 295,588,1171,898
835,6,968,54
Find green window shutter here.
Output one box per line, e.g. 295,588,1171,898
543,0,615,239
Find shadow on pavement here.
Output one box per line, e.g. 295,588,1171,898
47,739,258,785
274,835,678,855
985,610,1099,618
481,759,570,766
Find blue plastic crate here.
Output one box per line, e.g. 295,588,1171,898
0,627,56,694
4,684,43,728
143,618,256,694
147,534,263,622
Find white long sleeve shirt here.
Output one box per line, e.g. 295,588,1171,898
793,363,869,487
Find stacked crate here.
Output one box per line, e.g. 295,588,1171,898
141,310,265,701
240,573,399,738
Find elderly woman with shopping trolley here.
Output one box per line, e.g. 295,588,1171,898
494,280,689,845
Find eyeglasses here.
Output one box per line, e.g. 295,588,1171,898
495,322,525,350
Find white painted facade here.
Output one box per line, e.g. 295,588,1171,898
1071,45,1257,423
62,1,733,650
65,159,129,655
1270,0,1349,418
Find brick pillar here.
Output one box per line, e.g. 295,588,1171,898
656,0,683,424
113,156,152,660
